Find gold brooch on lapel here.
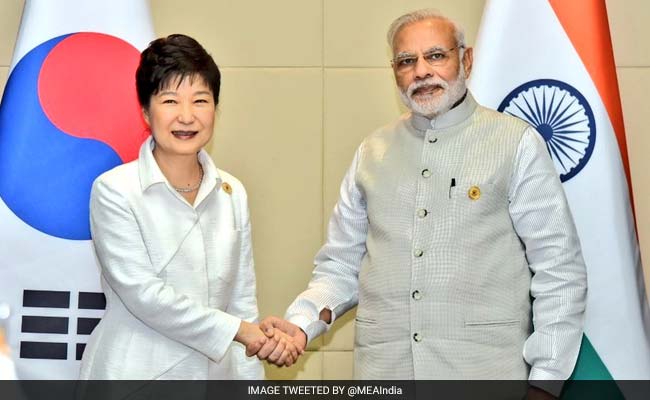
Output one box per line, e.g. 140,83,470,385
468,185,481,200
222,182,232,195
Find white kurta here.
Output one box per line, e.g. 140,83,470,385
287,92,587,380
79,137,263,380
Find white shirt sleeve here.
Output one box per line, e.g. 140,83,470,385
286,146,368,343
508,127,588,382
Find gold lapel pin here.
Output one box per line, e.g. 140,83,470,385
468,185,481,200
222,182,232,195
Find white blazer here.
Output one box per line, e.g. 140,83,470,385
79,137,263,379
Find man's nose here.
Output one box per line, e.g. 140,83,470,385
413,56,434,80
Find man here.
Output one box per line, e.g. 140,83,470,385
261,8,587,388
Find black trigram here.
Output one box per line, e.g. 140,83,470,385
20,290,106,360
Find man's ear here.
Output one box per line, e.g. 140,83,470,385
462,46,474,78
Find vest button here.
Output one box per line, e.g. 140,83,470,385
412,290,422,300
413,249,424,258
416,208,428,218
413,333,422,342
421,169,432,178
428,137,438,143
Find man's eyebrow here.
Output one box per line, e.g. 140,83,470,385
394,46,447,58
423,46,447,53
394,51,415,58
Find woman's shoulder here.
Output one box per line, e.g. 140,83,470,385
92,159,140,192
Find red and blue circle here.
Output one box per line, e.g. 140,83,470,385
0,32,148,240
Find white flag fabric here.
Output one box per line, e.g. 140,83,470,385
0,0,153,379
470,0,650,384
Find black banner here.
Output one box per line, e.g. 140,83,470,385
0,380,646,400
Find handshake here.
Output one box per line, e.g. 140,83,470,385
235,316,307,367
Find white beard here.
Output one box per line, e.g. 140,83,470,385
399,67,467,118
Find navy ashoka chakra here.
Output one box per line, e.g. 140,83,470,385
497,79,596,182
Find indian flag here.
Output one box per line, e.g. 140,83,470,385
0,0,153,379
470,0,650,391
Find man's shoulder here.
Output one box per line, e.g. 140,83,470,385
473,104,532,132
364,113,412,141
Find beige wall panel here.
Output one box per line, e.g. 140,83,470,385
265,350,323,379
322,351,354,380
324,0,485,67
617,67,650,291
322,306,355,351
323,68,405,217
0,68,8,98
152,0,323,67
208,68,323,330
0,0,22,66
607,0,650,67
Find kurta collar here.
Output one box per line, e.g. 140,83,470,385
138,136,222,195
409,90,478,133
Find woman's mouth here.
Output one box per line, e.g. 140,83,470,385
171,130,198,139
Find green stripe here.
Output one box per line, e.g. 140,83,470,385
561,335,624,399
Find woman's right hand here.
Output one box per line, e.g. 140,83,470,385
235,320,299,367
234,320,268,357
235,320,300,367
258,328,300,367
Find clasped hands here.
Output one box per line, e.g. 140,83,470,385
235,316,307,367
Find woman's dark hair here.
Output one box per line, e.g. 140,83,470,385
136,34,220,109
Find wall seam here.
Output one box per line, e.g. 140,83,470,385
320,0,326,379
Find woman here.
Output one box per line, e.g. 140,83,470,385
79,34,294,379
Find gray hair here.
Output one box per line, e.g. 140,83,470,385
386,9,466,51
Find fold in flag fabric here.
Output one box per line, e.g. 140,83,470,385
470,0,650,395
0,0,154,379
